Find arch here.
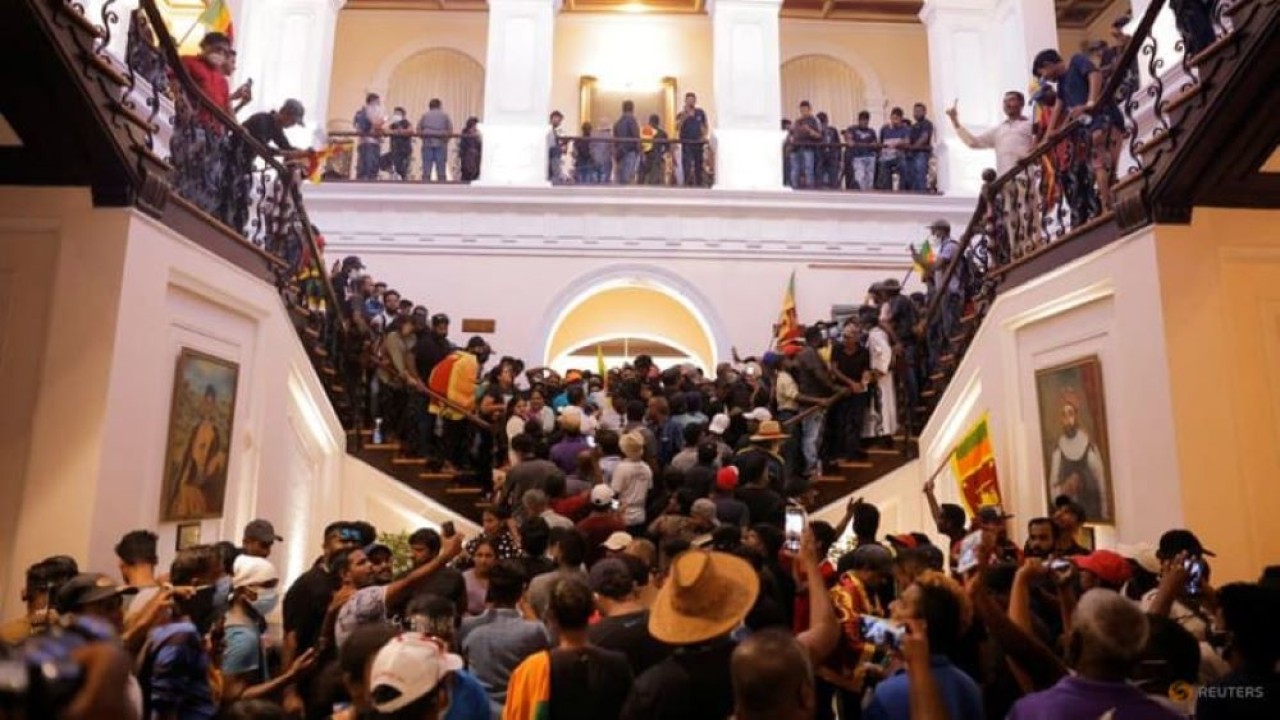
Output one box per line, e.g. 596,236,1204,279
782,54,870,129
380,48,485,125
537,265,728,373
781,44,888,123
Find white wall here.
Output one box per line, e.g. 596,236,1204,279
305,184,975,366
918,226,1183,548
0,192,351,614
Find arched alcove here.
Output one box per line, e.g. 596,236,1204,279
539,268,725,374
781,54,868,127
386,48,485,123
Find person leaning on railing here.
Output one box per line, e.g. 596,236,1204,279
353,93,387,181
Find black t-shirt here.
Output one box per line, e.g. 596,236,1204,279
908,117,934,155
550,646,634,720
243,111,294,151
389,118,412,154
394,565,467,619
620,637,737,720
736,485,785,527
678,108,708,141
847,126,878,158
794,346,834,399
414,333,453,380
587,610,672,677
832,344,871,385
886,294,918,344
791,116,821,146
283,560,338,653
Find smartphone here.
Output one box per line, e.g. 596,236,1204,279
1048,558,1074,574
610,499,620,512
441,521,456,538
956,531,983,574
784,506,806,553
1184,556,1207,596
859,615,906,651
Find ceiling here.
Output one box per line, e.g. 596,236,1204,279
345,0,1115,28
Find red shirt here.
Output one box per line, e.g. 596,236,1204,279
791,558,836,634
577,512,626,565
179,55,230,123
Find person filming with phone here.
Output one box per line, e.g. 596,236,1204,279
1140,529,1232,682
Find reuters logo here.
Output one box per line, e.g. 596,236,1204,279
1169,681,1195,702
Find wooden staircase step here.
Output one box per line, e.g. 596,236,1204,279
365,443,400,452
836,460,874,470
392,457,427,467
418,472,457,481
866,447,900,456
814,475,846,484
303,326,321,341
445,487,484,495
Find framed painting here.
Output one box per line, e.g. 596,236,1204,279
160,348,239,522
175,522,202,551
1035,355,1114,524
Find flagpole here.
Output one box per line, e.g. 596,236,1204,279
177,17,203,47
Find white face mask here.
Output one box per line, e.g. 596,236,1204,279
393,113,405,121
249,589,279,617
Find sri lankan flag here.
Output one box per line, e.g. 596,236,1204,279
427,351,478,420
775,270,802,354
913,239,936,275
198,0,234,40
949,413,1004,515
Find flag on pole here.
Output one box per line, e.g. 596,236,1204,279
307,145,334,184
912,238,936,274
197,0,234,40
774,270,802,353
949,413,1004,515
596,344,607,389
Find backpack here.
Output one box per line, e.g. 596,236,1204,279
353,107,372,134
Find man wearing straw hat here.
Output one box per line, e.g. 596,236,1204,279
620,550,760,719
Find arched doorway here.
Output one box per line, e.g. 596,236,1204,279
387,48,485,125
781,54,868,127
540,269,724,374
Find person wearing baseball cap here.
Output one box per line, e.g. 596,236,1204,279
712,465,750,528
241,519,283,559
54,573,138,628
1052,495,1090,556
368,632,475,719
1071,549,1133,592
976,505,1022,564
578,485,626,565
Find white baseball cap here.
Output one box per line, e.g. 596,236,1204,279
232,555,279,589
369,632,464,712
709,413,730,435
602,531,634,551
589,484,616,508
745,407,773,423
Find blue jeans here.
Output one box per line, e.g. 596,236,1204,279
852,155,875,190
790,149,816,189
422,145,447,182
617,151,640,184
575,163,593,185
801,408,825,475
905,152,930,191
356,143,380,179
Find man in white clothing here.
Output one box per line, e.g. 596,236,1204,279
1047,391,1109,522
947,92,1039,254
612,431,653,536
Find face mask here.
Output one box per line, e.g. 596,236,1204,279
394,113,405,121
250,589,280,617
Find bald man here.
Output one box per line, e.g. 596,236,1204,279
731,628,815,720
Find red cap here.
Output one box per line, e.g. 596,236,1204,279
1071,549,1133,587
716,465,739,491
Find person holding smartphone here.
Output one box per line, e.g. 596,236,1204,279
1140,531,1230,683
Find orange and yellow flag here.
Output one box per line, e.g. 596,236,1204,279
949,413,1004,515
775,270,800,351
198,0,234,40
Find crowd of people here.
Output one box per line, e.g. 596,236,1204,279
5,474,1277,720
782,101,935,193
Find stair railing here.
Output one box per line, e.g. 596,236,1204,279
908,0,1251,428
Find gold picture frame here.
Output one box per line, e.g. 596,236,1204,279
160,348,239,522
579,75,678,135
1034,355,1114,524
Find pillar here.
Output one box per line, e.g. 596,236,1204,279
476,0,560,186
710,0,785,191
232,0,346,146
920,0,1057,195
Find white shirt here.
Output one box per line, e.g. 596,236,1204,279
954,116,1034,175
610,459,653,526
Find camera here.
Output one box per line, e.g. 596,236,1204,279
1183,555,1208,596
0,615,114,718
859,616,906,651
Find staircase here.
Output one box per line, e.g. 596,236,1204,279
907,0,1279,429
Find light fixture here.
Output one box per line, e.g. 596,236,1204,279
620,1,649,13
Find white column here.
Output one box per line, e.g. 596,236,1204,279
233,0,346,146
710,0,785,191
920,0,1057,195
476,0,560,186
